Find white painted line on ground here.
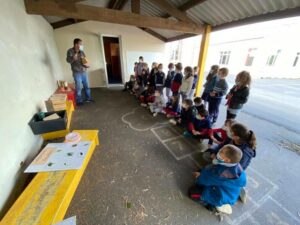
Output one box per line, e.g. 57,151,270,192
269,196,300,224
121,107,169,132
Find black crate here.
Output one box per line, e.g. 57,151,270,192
28,110,67,135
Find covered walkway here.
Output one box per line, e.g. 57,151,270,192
65,88,300,225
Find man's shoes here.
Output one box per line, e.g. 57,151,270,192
85,99,95,103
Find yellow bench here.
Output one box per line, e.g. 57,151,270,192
42,101,75,141
1,130,99,225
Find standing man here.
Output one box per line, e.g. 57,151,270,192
66,38,93,105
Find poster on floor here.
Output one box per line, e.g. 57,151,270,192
24,142,92,173
53,216,76,225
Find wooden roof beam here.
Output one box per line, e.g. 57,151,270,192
151,0,194,23
178,0,207,11
131,0,140,14
25,0,203,34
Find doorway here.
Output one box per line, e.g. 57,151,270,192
102,36,122,84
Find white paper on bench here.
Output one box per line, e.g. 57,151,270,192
53,216,76,225
24,142,91,173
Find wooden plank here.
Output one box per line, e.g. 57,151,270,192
51,18,85,29
151,0,193,23
24,0,203,34
131,0,140,14
178,0,207,11
41,101,74,140
108,0,129,10
167,33,197,42
0,130,99,225
139,27,167,42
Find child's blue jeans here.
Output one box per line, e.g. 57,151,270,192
73,72,92,103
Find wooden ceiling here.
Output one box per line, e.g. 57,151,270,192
24,0,300,42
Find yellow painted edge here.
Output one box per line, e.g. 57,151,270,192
0,130,99,225
195,25,212,97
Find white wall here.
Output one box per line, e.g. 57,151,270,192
54,21,166,87
0,0,63,217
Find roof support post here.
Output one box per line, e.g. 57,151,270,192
195,25,211,97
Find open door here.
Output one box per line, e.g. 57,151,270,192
102,36,122,84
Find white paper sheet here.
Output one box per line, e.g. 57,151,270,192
53,216,76,225
24,142,91,173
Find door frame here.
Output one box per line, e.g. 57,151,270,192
100,34,125,87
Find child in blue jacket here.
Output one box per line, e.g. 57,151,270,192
205,122,256,171
189,144,246,207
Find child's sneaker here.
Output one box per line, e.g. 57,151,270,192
216,204,232,215
153,112,158,117
169,119,177,125
183,131,192,137
140,103,147,107
239,187,247,203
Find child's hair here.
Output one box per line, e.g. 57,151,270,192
183,99,193,108
171,95,179,105
222,144,243,163
130,75,135,79
143,63,148,69
147,86,155,94
198,108,208,117
231,123,257,149
134,62,138,65
219,67,229,77
175,62,183,71
168,63,174,69
206,65,219,81
139,56,144,61
193,66,198,73
193,97,202,105
184,66,193,78
152,62,158,69
236,71,251,87
158,63,163,69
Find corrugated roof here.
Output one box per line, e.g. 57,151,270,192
44,0,300,41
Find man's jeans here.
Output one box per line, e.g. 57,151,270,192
73,72,91,103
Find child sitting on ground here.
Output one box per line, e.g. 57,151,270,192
205,122,256,171
169,99,197,130
194,97,205,114
189,144,246,209
164,95,180,118
187,108,211,138
149,90,166,117
139,86,155,107
207,119,235,148
123,75,135,92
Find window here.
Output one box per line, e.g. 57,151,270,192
219,51,231,65
266,49,281,66
168,41,181,61
245,48,257,66
293,52,299,67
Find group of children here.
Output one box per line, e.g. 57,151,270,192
123,57,256,214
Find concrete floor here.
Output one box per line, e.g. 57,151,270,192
66,88,300,225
